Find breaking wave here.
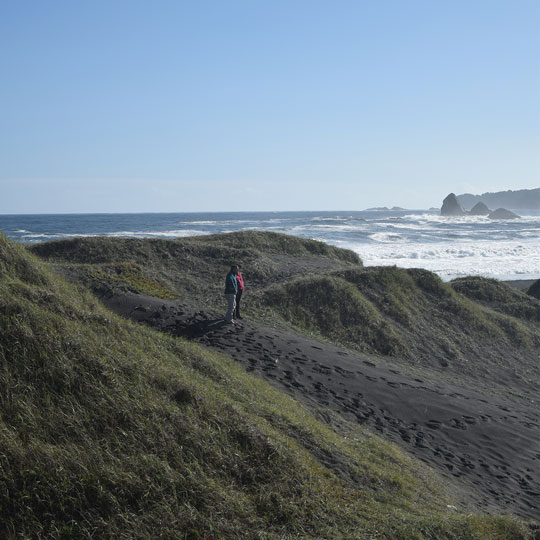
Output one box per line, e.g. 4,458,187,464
3,209,539,281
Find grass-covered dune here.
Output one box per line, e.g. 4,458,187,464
27,233,540,392
451,276,540,322
262,267,540,390
4,233,535,538
27,232,361,307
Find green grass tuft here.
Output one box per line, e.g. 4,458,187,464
89,261,180,299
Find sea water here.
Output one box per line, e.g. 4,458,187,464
1,210,539,281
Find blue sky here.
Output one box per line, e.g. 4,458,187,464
1,0,539,213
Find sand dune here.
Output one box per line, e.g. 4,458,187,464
103,291,540,520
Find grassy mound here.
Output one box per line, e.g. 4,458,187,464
188,231,361,262
263,274,403,356
263,266,540,382
451,276,540,322
27,234,540,389
27,232,361,307
1,234,534,539
87,262,180,299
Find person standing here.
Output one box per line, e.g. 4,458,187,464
235,267,245,319
224,264,238,323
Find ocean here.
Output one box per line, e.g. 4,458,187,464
1,210,540,281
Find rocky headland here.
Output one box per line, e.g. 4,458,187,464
458,188,540,211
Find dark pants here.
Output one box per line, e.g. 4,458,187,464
235,289,243,318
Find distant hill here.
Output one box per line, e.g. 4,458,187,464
457,188,540,210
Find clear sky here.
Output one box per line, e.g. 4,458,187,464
1,0,539,213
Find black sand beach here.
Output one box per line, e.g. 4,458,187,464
26,232,540,525
103,291,540,519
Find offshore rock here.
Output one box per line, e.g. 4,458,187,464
441,193,466,216
469,202,491,216
488,208,520,220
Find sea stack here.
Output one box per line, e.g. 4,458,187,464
488,208,520,220
441,193,466,216
469,202,491,216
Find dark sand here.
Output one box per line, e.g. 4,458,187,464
504,279,536,292
102,291,540,520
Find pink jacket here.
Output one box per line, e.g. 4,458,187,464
236,272,245,292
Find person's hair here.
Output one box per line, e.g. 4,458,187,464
231,264,239,270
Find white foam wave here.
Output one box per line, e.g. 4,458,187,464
404,212,540,225
176,220,218,225
310,216,352,222
291,223,368,233
22,229,208,240
128,229,207,238
368,232,408,244
22,233,57,239
176,219,268,226
342,239,540,281
384,222,432,231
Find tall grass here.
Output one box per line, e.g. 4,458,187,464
1,235,534,538
263,266,540,385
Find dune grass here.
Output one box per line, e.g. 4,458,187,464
1,233,535,538
187,230,361,263
263,274,404,356
87,261,180,299
262,266,540,388
27,233,540,390
451,276,540,322
27,232,360,305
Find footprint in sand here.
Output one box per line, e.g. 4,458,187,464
334,366,355,377
450,418,467,430
399,429,411,442
313,364,332,375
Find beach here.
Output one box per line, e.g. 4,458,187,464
101,288,540,518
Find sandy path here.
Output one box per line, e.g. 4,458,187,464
103,292,540,519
